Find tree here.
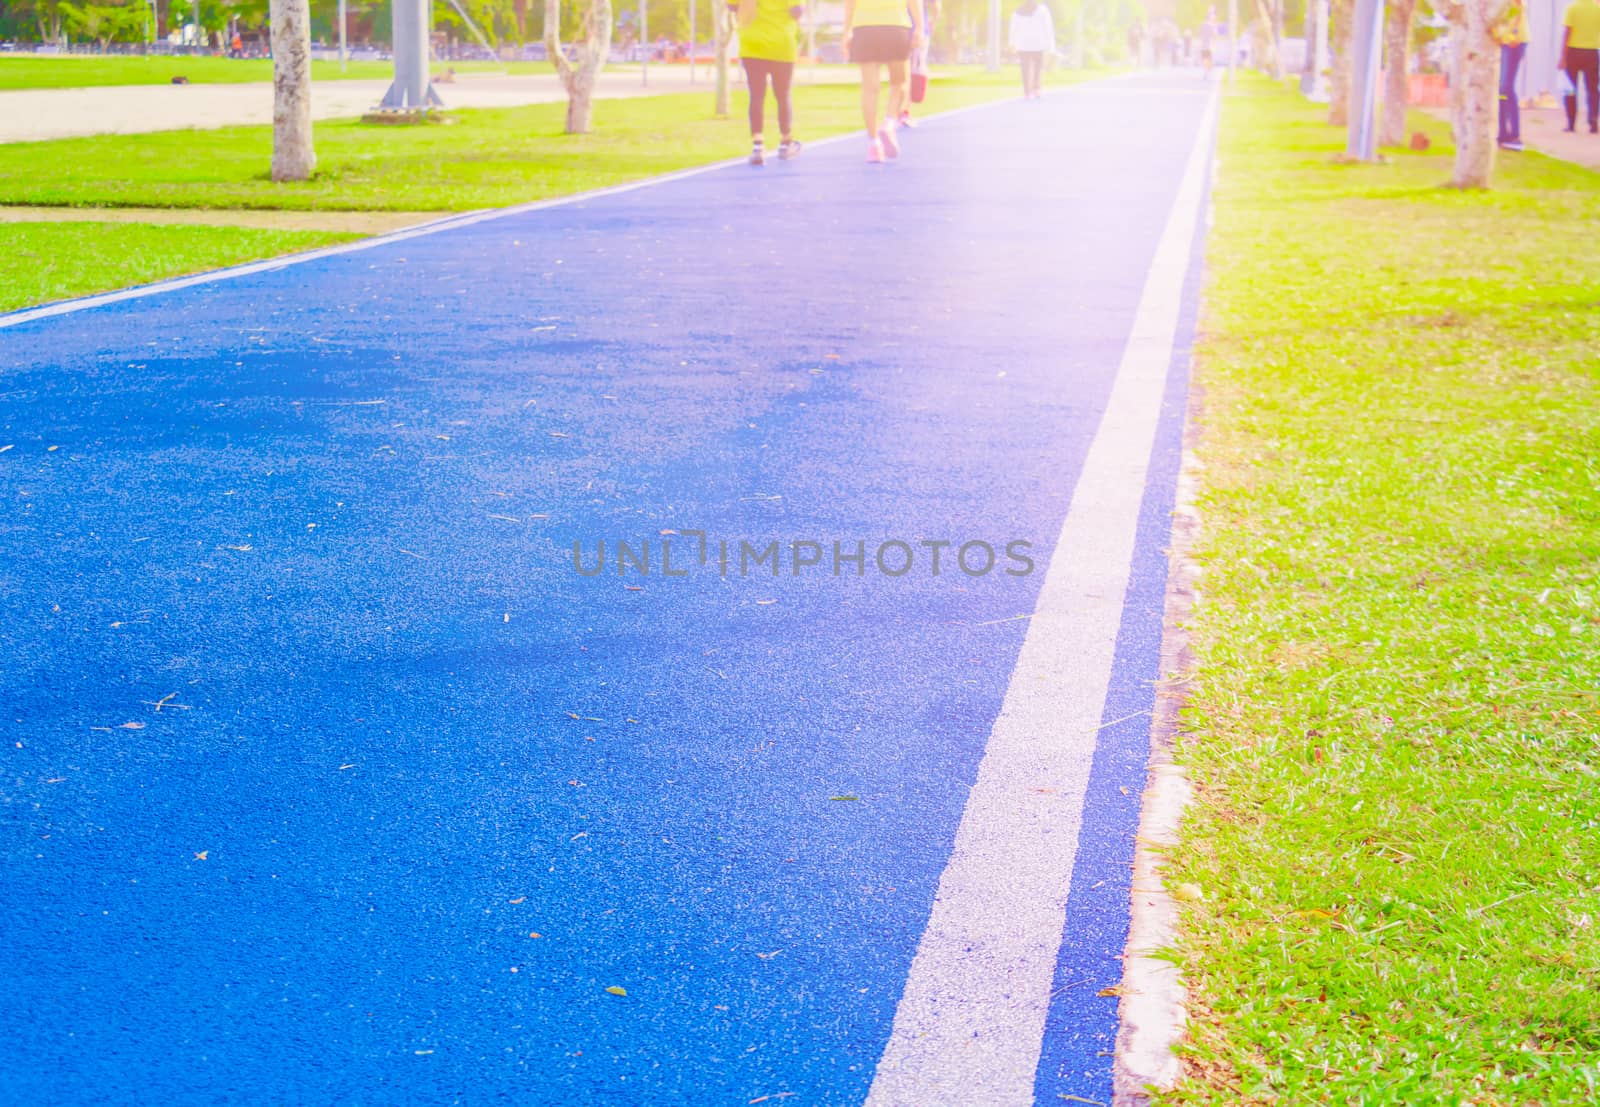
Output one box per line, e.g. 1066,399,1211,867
59,0,146,46
270,0,317,181
1327,0,1353,124
1378,0,1416,146
544,0,612,134
1442,0,1508,187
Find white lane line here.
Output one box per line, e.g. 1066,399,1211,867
864,84,1219,1107
0,79,1142,334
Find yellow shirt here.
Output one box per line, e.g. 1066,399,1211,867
740,0,799,61
851,0,913,29
1566,0,1600,50
1494,2,1529,44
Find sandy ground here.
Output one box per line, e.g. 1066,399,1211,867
1424,103,1600,172
0,66,853,144
1517,105,1600,170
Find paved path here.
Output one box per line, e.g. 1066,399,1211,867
0,74,1214,1105
0,67,850,144
1518,104,1600,170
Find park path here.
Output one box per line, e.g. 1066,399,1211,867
0,66,851,143
0,73,1213,1106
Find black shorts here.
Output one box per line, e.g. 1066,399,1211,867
850,25,913,64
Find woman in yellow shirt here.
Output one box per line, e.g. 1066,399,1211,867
1562,0,1600,132
843,0,926,161
738,0,803,164
1494,1,1529,150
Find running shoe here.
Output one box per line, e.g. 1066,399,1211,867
750,144,765,166
867,139,885,163
878,124,900,159
779,139,803,160
898,110,916,129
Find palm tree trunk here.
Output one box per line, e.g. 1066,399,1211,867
269,0,316,181
1379,0,1416,146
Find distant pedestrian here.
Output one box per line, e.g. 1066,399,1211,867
1199,8,1218,74
1495,0,1529,149
843,0,926,162
1561,0,1600,132
738,0,803,164
1009,0,1054,100
898,0,940,129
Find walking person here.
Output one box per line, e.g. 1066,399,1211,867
1495,0,1529,150
739,0,804,164
843,0,926,162
1009,0,1055,99
1561,0,1600,133
898,0,940,129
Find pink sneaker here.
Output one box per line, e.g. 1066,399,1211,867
898,110,916,129
867,138,885,163
878,124,900,159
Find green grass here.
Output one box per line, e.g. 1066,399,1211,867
0,54,547,89
1164,78,1600,1104
0,73,1042,211
0,222,358,313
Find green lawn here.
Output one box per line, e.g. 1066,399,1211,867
0,74,1039,212
0,54,543,89
1165,79,1600,1103
0,222,357,313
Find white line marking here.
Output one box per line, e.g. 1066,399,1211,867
0,80,1141,333
864,85,1219,1107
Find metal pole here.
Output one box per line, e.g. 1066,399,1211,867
641,0,649,85
1345,0,1384,158
379,0,443,108
807,0,816,82
986,0,1000,72
339,0,347,69
1074,2,1083,68
192,0,199,48
690,0,697,81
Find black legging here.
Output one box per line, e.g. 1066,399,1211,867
1566,48,1600,130
741,58,795,138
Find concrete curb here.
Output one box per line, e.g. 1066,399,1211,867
1112,410,1203,1104
1112,172,1216,1104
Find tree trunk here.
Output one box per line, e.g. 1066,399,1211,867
1272,0,1286,78
545,0,613,134
1379,0,1416,146
1448,0,1504,187
1328,0,1353,124
269,0,315,181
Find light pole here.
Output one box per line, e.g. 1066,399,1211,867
1345,0,1384,159
339,0,347,69
641,0,649,85
690,0,697,81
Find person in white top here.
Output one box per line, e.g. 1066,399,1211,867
1009,0,1056,99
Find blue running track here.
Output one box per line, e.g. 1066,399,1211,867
1,74,1211,1105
